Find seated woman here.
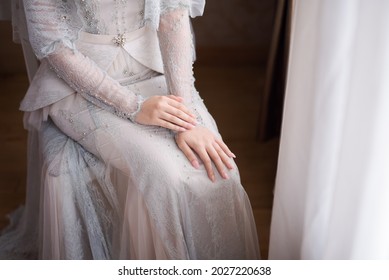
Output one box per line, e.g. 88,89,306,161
0,0,260,259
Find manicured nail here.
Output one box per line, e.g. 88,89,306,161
191,160,200,169
231,153,236,158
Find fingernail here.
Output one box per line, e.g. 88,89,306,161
223,172,229,179
179,127,186,132
211,174,215,182
231,153,236,158
191,160,200,169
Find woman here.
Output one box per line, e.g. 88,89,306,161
0,0,259,259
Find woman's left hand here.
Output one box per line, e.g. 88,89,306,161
175,126,236,182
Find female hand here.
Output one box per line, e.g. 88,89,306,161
175,126,236,182
135,95,197,131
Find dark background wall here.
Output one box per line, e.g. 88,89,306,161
0,21,25,74
193,0,276,65
0,0,277,72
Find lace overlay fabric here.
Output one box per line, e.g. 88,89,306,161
48,46,144,120
76,0,146,34
45,90,259,259
144,0,205,29
158,8,204,123
23,0,205,121
0,0,260,259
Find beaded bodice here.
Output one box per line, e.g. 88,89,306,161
77,0,145,35
21,0,206,122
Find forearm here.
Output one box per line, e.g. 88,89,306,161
157,8,204,125
24,0,143,120
47,46,143,120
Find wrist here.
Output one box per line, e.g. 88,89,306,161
128,95,145,123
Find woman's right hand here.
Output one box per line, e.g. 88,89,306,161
135,95,197,131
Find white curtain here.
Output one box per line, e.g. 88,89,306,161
269,0,389,259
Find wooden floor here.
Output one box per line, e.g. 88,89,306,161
0,64,279,259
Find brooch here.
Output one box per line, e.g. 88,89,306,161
113,33,126,47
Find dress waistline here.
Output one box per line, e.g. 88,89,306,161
78,26,147,46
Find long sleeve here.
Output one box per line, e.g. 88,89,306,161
24,0,143,120
47,46,143,120
157,7,204,124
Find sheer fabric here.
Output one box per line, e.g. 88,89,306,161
0,0,260,259
158,8,204,123
269,0,389,259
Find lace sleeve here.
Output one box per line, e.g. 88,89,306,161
24,0,143,121
157,7,204,124
145,0,205,29
47,46,144,120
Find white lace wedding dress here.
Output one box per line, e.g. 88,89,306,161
0,0,260,259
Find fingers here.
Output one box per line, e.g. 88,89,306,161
163,108,197,128
175,126,236,182
215,138,236,158
161,96,197,128
213,142,234,170
190,143,229,182
167,95,183,103
176,138,200,169
157,110,196,131
138,95,197,131
166,96,197,120
206,145,229,180
196,148,216,182
158,119,187,132
177,135,215,182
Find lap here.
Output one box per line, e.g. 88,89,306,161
47,87,242,201
47,93,229,186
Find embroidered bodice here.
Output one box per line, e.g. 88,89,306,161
77,0,145,35
21,0,205,121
